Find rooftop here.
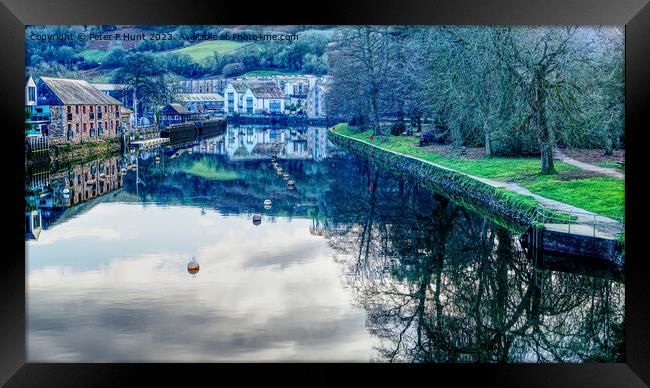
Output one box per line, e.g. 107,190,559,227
175,93,224,102
40,77,123,105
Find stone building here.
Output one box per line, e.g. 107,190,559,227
35,77,125,144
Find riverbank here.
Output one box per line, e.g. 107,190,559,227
332,124,624,219
26,138,122,171
329,124,624,238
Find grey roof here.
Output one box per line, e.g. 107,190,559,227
91,83,129,91
163,103,192,115
246,81,285,99
228,81,249,93
175,93,224,102
40,77,123,105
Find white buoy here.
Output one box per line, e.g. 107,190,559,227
264,199,272,206
282,173,289,180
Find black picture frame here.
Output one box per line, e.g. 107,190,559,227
1,0,648,386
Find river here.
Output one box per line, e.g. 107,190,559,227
25,124,624,362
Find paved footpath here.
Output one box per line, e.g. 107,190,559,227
342,133,624,238
553,149,624,179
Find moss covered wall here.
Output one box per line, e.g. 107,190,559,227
329,130,543,233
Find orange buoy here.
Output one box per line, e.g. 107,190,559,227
187,257,199,275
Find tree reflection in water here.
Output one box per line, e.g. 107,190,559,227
321,155,624,363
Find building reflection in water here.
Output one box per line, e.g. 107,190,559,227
25,155,126,240
191,125,329,161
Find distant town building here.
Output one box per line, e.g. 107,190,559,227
223,80,285,115
174,93,224,115
27,76,125,144
91,83,133,109
176,77,230,94
223,81,250,114
160,103,201,126
244,75,318,108
307,77,330,119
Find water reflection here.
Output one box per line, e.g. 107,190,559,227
25,124,624,362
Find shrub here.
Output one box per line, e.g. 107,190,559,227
419,126,449,146
390,121,406,136
349,114,367,127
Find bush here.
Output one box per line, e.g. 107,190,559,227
419,126,449,146
390,121,406,136
349,114,367,127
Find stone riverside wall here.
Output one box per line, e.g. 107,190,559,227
329,130,545,233
33,138,123,169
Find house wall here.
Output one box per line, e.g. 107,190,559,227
49,103,123,145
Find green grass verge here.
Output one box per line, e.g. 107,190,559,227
185,159,239,180
594,161,625,171
167,40,246,62
333,123,624,218
523,176,624,218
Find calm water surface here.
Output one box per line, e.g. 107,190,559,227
26,125,624,362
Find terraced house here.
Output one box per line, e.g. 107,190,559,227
33,77,126,144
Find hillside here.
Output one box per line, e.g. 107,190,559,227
166,40,247,62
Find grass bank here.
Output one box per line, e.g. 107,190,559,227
167,40,246,62
333,124,624,218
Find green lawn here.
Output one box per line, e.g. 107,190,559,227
78,49,109,63
185,159,239,180
242,69,303,77
333,124,625,218
594,161,625,171
167,40,246,62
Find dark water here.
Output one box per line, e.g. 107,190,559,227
25,125,624,362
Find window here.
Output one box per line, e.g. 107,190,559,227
246,97,253,114
227,92,235,110
67,106,71,113
33,214,40,229
28,86,36,102
75,106,79,114
90,106,94,112
83,105,86,114
269,100,281,113
104,106,107,113
76,124,79,132
83,123,87,131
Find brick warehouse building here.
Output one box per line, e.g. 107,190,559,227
34,77,126,144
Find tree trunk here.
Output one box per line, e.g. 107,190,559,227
534,66,556,175
484,122,493,157
604,133,613,156
540,142,556,175
370,88,381,136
